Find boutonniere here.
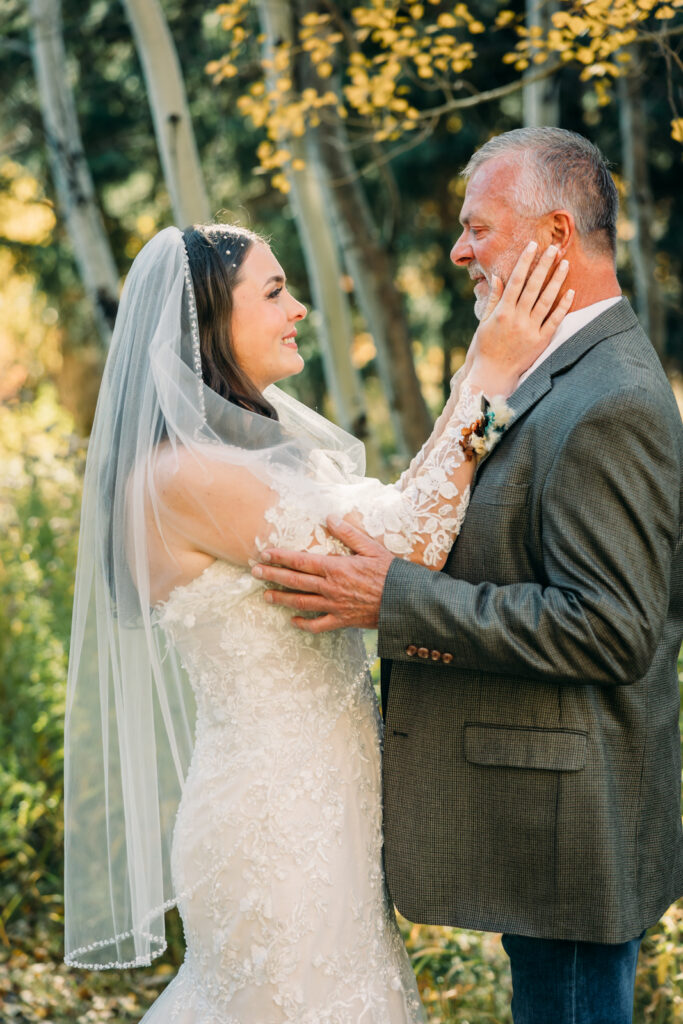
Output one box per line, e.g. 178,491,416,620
458,395,513,461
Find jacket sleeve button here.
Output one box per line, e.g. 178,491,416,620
430,650,441,660
417,647,429,658
442,652,453,664
406,644,418,656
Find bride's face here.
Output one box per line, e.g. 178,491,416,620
230,242,307,392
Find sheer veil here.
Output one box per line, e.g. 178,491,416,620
64,226,365,969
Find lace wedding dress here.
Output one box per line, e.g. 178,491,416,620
137,375,489,1024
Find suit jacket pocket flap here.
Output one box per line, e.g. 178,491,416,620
470,482,530,507
464,724,587,771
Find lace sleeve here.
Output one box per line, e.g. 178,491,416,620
156,373,508,576
264,375,509,571
394,364,468,490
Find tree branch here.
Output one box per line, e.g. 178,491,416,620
420,62,562,118
638,23,683,46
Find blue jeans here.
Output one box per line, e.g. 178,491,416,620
501,932,644,1024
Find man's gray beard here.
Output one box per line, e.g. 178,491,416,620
474,294,487,321
470,263,495,322
470,241,532,321
473,274,492,321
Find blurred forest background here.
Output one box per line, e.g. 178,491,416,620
1,0,682,1021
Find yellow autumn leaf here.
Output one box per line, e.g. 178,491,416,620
496,10,516,27
671,118,683,143
271,173,290,194
569,15,589,35
656,948,673,986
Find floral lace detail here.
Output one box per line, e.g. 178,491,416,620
395,364,468,487
261,373,488,568
149,553,425,1023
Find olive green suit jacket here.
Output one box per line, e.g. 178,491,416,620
378,299,683,943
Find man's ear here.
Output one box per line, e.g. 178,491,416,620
548,210,574,254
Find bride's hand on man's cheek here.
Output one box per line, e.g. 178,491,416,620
469,243,574,393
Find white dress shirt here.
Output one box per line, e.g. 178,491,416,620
518,295,622,385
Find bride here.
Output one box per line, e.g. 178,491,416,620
63,222,571,1023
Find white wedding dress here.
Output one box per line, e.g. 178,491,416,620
137,374,487,1024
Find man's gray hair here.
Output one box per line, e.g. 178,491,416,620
463,127,618,256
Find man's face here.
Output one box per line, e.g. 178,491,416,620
451,158,543,319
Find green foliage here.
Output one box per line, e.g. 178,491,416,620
0,388,83,946
401,920,513,1023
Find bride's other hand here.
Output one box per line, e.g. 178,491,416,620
468,242,574,398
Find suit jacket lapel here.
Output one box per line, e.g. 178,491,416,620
475,298,638,474
547,297,637,378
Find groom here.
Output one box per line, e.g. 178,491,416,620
253,127,683,1023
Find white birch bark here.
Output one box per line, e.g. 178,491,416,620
256,0,373,454
300,109,433,457
523,0,560,126
122,0,210,227
30,0,119,347
618,62,665,357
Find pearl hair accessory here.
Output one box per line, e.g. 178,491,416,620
181,242,207,420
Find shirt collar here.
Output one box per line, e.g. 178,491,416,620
518,295,622,385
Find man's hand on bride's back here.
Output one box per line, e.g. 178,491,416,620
251,517,392,633
467,242,574,398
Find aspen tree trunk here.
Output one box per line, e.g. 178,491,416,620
294,0,432,457
256,0,373,455
122,0,210,227
523,0,560,126
30,0,119,347
301,107,433,456
618,63,665,358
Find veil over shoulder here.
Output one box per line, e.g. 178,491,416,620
65,221,492,984
64,227,367,969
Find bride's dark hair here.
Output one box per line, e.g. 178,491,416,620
182,223,279,420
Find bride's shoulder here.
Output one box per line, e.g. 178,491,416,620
151,441,276,519
151,443,201,511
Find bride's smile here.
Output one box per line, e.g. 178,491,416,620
230,242,307,392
